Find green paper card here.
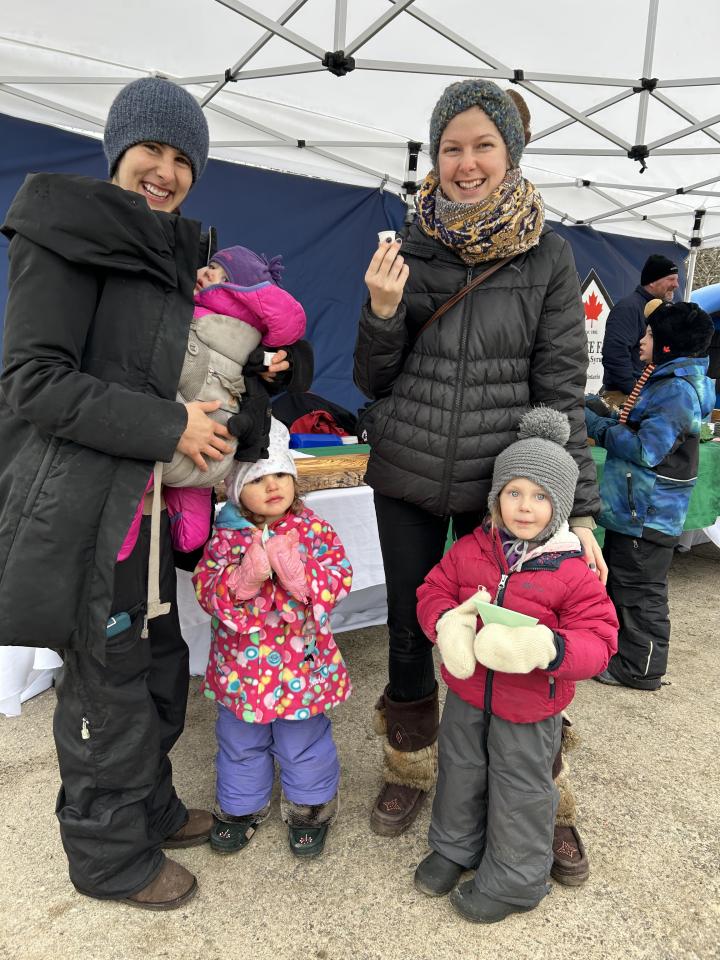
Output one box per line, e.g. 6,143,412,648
474,599,539,628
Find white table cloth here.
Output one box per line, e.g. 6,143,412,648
1,485,387,714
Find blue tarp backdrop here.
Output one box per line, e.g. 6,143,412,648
0,113,687,416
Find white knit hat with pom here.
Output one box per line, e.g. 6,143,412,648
487,407,579,539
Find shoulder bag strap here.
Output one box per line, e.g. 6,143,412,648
414,253,516,343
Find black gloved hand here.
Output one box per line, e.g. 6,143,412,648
227,393,271,462
584,394,613,418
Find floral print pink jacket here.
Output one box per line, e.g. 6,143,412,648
193,502,353,724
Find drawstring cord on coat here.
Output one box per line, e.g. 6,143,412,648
141,461,171,637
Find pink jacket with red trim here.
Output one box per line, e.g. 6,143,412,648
416,522,618,723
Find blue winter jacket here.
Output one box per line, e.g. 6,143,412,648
601,286,655,393
585,356,715,544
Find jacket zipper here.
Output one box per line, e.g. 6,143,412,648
484,572,510,713
625,472,638,521
439,267,473,515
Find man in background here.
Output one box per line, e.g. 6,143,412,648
600,254,679,408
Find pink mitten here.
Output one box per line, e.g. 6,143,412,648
226,530,271,600
265,528,309,602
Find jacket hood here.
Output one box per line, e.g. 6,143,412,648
193,281,306,347
649,357,715,417
1,173,195,286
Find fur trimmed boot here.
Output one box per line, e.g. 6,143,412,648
551,715,589,886
281,792,339,859
370,684,439,837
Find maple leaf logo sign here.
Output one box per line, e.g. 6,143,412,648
584,291,603,325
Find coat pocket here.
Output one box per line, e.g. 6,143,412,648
21,436,61,518
356,397,391,445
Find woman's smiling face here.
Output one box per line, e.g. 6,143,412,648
112,141,193,212
437,106,510,204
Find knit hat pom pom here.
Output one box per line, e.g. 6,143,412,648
266,255,285,284
516,406,571,447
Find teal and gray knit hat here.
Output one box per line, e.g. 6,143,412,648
429,79,526,168
488,407,578,539
104,77,209,182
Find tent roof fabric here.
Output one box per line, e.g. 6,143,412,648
2,0,720,246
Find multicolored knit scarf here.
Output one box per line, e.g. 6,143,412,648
415,167,545,265
619,363,655,424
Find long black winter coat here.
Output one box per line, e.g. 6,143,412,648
600,284,654,393
353,222,599,519
0,174,201,653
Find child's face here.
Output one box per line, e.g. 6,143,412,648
639,325,654,363
195,261,229,293
499,477,554,540
240,472,295,523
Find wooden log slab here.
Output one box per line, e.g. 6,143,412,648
295,453,369,493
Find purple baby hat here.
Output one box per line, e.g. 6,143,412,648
211,246,285,287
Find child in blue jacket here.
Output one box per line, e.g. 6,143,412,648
585,299,714,690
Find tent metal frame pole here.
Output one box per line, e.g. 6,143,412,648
586,174,720,224
201,0,310,106
651,90,720,147
213,0,326,59
207,100,402,188
0,83,104,128
333,0,347,50
634,0,658,145
345,0,417,56
656,76,720,87
587,184,683,241
684,210,705,296
210,140,412,148
531,89,635,143
647,112,720,151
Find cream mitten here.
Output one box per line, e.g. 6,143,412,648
474,622,557,674
226,530,271,600
435,588,491,679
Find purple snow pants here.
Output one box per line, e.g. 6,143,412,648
215,705,340,816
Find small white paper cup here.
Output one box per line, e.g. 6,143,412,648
377,230,397,243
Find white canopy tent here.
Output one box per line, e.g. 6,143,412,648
1,0,720,287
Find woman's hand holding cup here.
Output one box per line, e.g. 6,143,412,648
365,236,409,320
177,400,233,471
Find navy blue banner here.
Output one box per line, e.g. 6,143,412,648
0,114,687,416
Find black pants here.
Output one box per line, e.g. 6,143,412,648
604,529,674,690
373,492,479,702
53,512,190,898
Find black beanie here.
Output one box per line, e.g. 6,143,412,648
641,254,678,287
646,301,713,364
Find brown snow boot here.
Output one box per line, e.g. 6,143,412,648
551,715,589,886
370,684,439,837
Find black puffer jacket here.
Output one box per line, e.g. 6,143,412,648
0,173,201,652
354,222,599,519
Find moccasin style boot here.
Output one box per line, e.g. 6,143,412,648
370,684,439,837
551,716,590,886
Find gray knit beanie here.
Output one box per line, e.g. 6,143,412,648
488,407,579,540
429,79,526,168
104,77,209,182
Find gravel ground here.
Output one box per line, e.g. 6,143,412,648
1,544,718,960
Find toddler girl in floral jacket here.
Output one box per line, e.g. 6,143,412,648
193,418,352,858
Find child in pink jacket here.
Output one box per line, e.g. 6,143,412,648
193,418,353,859
413,408,617,924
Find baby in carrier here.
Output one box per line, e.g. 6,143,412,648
163,244,309,487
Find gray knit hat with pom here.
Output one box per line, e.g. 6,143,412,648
429,79,526,168
104,77,209,182
488,407,579,539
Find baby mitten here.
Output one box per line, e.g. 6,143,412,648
266,528,309,602
474,622,557,674
227,529,271,599
435,588,491,679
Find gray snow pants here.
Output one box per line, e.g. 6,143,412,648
429,690,563,907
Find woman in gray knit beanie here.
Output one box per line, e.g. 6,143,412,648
0,75,232,911
354,77,604,871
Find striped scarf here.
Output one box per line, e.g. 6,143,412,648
619,364,655,424
415,167,545,265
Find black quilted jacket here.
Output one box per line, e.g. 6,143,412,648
353,222,599,519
